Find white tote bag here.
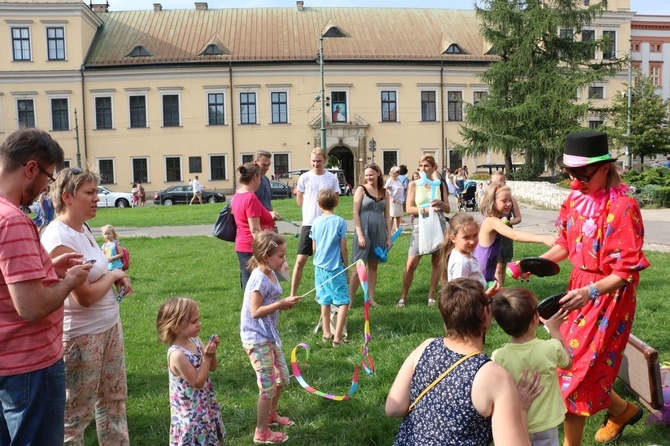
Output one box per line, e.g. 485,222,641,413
418,207,444,255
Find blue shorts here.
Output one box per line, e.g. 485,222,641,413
315,265,349,307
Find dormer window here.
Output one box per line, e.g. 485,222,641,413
444,44,463,54
201,44,224,55
127,46,151,57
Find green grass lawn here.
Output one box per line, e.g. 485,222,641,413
84,232,669,445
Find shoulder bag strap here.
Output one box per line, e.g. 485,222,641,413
407,349,482,414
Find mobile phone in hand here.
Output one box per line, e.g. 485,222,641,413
85,259,97,264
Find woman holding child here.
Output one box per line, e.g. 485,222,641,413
540,131,650,445
386,278,539,445
349,163,393,307
41,167,133,444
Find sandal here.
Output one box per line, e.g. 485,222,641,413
332,339,349,348
321,335,333,344
397,299,406,308
254,428,289,444
269,412,296,427
427,298,436,307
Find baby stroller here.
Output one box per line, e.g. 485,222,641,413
457,180,479,212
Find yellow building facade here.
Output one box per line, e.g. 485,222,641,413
0,0,634,193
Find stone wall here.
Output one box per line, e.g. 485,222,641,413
507,181,570,210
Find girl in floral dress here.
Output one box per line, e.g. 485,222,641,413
157,297,225,445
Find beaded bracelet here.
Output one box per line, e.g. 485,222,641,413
588,283,600,300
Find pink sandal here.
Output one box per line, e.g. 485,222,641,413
269,412,295,427
254,428,289,444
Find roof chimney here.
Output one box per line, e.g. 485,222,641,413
297,1,304,11
195,2,208,10
90,2,110,12
153,3,162,11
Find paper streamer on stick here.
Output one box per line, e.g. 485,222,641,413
290,259,375,401
415,172,442,209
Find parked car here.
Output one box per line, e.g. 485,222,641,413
97,186,133,208
153,185,226,205
270,180,293,199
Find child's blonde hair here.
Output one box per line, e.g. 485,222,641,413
156,297,199,345
479,181,510,217
101,224,118,240
247,231,286,271
439,213,478,283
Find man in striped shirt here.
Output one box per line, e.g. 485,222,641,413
0,128,92,445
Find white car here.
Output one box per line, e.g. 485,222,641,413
97,186,133,208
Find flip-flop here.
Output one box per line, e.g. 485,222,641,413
321,335,333,344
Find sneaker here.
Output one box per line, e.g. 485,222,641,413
594,402,643,443
254,428,289,444
268,412,295,427
427,298,436,307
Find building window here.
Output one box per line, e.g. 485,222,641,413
17,99,36,127
51,98,69,131
240,92,257,124
58,160,71,171
588,86,604,99
602,30,616,60
633,42,640,52
129,95,147,128
271,91,288,124
162,94,180,127
47,27,65,60
473,91,488,104
650,65,661,86
421,91,437,122
165,157,181,182
210,155,227,180
447,91,463,121
189,156,202,173
95,97,113,129
98,159,114,184
650,43,662,53
12,27,31,61
382,150,399,174
274,153,289,179
381,91,397,122
331,91,347,123
582,30,596,59
588,120,604,130
241,154,254,164
208,93,225,125
132,158,148,183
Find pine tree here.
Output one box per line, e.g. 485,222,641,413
455,0,620,179
606,73,670,166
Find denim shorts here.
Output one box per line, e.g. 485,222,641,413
0,359,66,445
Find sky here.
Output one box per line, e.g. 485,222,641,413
104,0,670,15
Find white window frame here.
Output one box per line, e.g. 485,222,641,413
158,87,182,128
209,154,228,181
378,86,400,123
420,148,440,167
445,87,465,122
125,88,149,129
131,156,150,184
8,22,33,62
601,29,617,60
268,87,290,124
164,155,183,182
42,21,68,62
13,92,37,129
97,157,116,185
588,84,605,100
418,87,439,122
47,91,71,131
581,28,596,60
204,86,227,126
328,86,350,124
92,91,115,130
237,86,259,125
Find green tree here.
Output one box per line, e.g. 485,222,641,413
455,0,620,179
606,73,670,167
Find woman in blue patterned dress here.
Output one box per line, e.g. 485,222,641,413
386,278,538,446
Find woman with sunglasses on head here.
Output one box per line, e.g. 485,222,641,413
40,167,133,445
539,131,650,445
349,163,393,307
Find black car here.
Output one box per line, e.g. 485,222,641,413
270,180,293,199
153,185,226,205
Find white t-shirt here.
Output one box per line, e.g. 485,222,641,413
296,170,340,225
192,178,203,192
41,221,119,339
385,177,405,204
448,249,487,288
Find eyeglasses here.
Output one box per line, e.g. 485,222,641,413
24,162,56,184
567,164,602,184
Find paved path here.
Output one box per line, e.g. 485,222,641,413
96,205,670,252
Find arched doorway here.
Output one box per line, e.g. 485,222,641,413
328,146,354,188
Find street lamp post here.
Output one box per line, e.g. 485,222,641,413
319,36,327,150
626,37,633,171
368,138,376,164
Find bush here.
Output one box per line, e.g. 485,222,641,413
652,186,670,207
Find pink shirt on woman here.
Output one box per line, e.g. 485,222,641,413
231,192,274,253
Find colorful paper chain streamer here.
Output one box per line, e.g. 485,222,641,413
415,171,442,208
290,259,375,401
